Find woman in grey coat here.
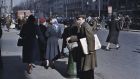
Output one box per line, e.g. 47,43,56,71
45,18,62,68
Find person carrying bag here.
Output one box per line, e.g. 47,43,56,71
17,37,23,46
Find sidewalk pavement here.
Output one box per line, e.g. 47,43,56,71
0,28,103,79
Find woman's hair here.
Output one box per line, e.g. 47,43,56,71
76,15,86,20
111,15,117,20
27,15,36,23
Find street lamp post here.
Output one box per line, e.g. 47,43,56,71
86,1,89,16
33,0,35,15
92,0,100,18
65,0,68,17
98,0,100,18
50,7,52,17
66,5,67,17
81,0,84,14
125,0,128,13
11,0,13,17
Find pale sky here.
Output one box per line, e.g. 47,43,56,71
13,0,23,6
6,0,23,6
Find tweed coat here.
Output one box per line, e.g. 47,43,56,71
70,22,97,71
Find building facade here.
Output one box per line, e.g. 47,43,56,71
0,0,7,17
23,0,110,17
45,0,110,17
109,0,140,16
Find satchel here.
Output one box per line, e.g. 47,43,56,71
67,42,78,51
80,34,101,54
94,34,101,50
80,38,88,54
17,38,23,46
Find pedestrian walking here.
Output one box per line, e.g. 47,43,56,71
38,17,47,67
57,23,65,59
0,18,2,38
61,25,71,58
19,15,44,74
5,15,12,32
88,17,98,30
106,15,121,51
45,18,62,69
124,15,132,30
16,17,23,30
67,15,97,79
118,14,125,30
0,20,2,69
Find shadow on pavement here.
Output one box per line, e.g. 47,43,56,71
55,59,69,78
133,49,140,53
101,45,106,50
136,49,140,51
0,56,31,79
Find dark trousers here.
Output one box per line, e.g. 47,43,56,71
0,49,3,68
79,69,94,79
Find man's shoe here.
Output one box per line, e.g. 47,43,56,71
116,46,120,50
105,48,110,51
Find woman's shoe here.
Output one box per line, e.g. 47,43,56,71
26,64,32,74
50,62,55,69
51,64,55,69
32,64,36,68
44,65,49,69
42,60,49,69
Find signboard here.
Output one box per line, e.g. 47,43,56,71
108,6,112,14
16,10,31,19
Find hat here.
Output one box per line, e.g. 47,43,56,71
39,17,46,24
76,15,86,20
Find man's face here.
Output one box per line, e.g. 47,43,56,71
76,17,85,26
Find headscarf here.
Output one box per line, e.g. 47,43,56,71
51,18,59,30
39,17,46,24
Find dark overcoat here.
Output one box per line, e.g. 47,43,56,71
38,24,47,61
20,22,41,63
106,19,120,44
70,22,97,72
45,24,62,61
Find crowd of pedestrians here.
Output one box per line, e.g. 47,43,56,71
0,12,132,79
17,14,97,79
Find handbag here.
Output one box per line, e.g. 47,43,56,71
17,38,23,46
94,34,101,50
80,34,101,54
67,42,78,51
80,38,88,54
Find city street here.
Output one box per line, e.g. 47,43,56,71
0,28,140,79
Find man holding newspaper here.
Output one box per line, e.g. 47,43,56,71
66,15,97,79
